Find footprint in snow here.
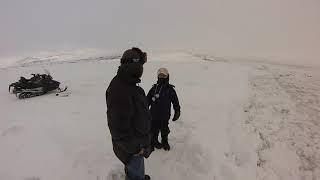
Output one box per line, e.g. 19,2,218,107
1,125,23,137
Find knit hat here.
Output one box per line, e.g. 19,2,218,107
157,68,169,78
120,47,147,64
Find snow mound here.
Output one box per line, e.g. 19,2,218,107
0,49,121,68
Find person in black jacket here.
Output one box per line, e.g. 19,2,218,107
106,48,152,180
147,68,181,151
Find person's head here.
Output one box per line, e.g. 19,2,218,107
157,68,169,84
120,47,147,65
118,47,147,81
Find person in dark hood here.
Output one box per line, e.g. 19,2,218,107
147,68,181,151
106,47,152,180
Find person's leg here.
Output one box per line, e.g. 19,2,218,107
125,156,145,180
151,120,162,149
160,119,171,151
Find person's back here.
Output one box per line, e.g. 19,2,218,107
106,75,135,141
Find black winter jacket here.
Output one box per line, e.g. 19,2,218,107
147,78,180,121
106,64,151,164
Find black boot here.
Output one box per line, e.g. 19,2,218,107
144,174,151,180
151,133,162,149
161,135,170,151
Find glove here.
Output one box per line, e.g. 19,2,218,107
141,146,153,158
172,111,180,121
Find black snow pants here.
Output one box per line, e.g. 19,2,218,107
151,118,170,140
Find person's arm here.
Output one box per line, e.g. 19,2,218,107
146,86,154,107
171,86,181,121
133,87,152,151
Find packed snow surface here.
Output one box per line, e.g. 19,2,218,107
0,52,319,180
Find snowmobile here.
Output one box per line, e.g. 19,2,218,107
9,73,67,99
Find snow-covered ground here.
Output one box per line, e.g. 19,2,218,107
0,52,319,180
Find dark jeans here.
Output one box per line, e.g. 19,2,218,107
125,155,145,180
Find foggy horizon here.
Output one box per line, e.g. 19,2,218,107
1,0,320,64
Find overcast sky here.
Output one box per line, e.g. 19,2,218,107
1,0,320,62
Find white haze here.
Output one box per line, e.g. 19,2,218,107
1,0,320,64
